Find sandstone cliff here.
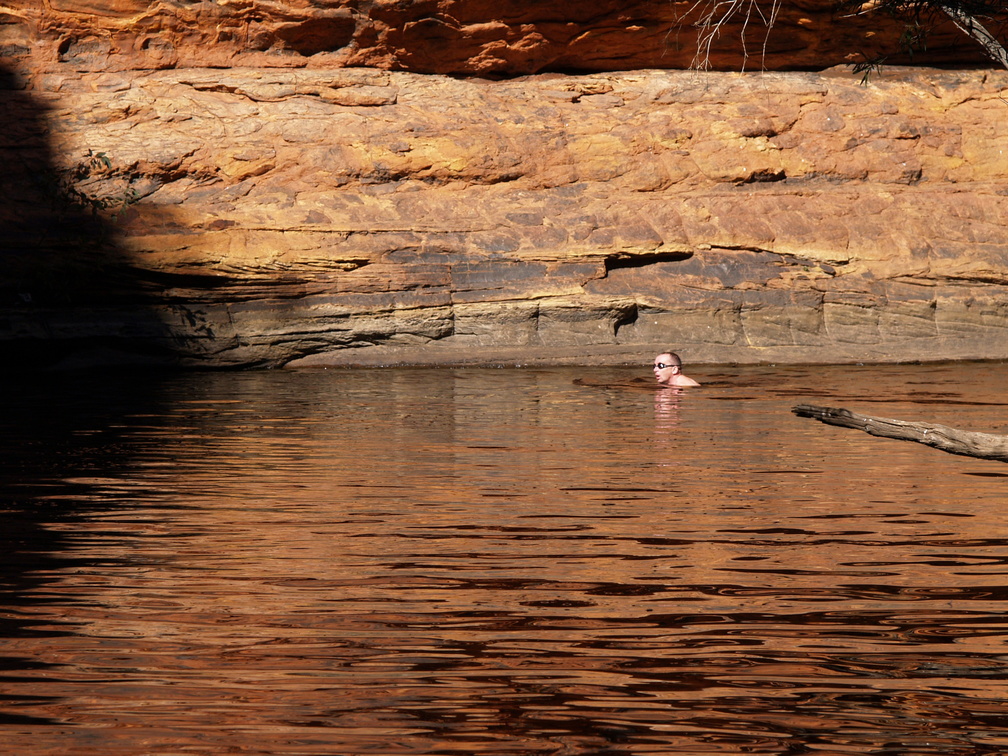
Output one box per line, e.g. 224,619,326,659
5,0,1004,74
2,2,1007,368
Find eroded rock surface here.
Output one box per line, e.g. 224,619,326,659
3,64,1006,367
2,0,1001,75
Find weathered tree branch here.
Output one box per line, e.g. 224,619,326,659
792,404,1008,462
847,0,1008,70
939,3,1008,69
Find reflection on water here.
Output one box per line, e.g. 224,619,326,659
1,362,1007,754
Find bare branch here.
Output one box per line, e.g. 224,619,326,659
841,0,1008,70
683,0,783,71
683,0,1008,72
939,2,1008,69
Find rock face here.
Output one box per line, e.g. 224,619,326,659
3,61,1006,368
1,2,1007,368
3,0,1001,75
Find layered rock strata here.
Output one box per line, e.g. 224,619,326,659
3,65,1008,367
3,0,1001,75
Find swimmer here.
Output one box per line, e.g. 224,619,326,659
653,351,700,387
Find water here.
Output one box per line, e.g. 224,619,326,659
1,362,1007,754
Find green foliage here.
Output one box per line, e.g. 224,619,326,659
57,149,141,220
851,57,887,85
849,20,930,84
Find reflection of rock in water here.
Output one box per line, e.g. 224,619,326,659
1,364,1006,752
573,377,656,389
0,370,171,720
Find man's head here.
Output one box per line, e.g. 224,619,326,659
653,352,683,384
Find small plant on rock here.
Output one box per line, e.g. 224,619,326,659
57,149,141,220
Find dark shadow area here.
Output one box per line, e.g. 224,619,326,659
0,61,180,370
0,369,175,724
0,61,175,723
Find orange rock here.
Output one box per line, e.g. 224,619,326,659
4,1,1003,74
2,62,1007,368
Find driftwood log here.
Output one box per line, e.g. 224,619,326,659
792,405,1008,463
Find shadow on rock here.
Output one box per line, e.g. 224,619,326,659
0,61,185,721
0,61,189,370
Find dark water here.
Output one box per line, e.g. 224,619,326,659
2,362,1007,755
